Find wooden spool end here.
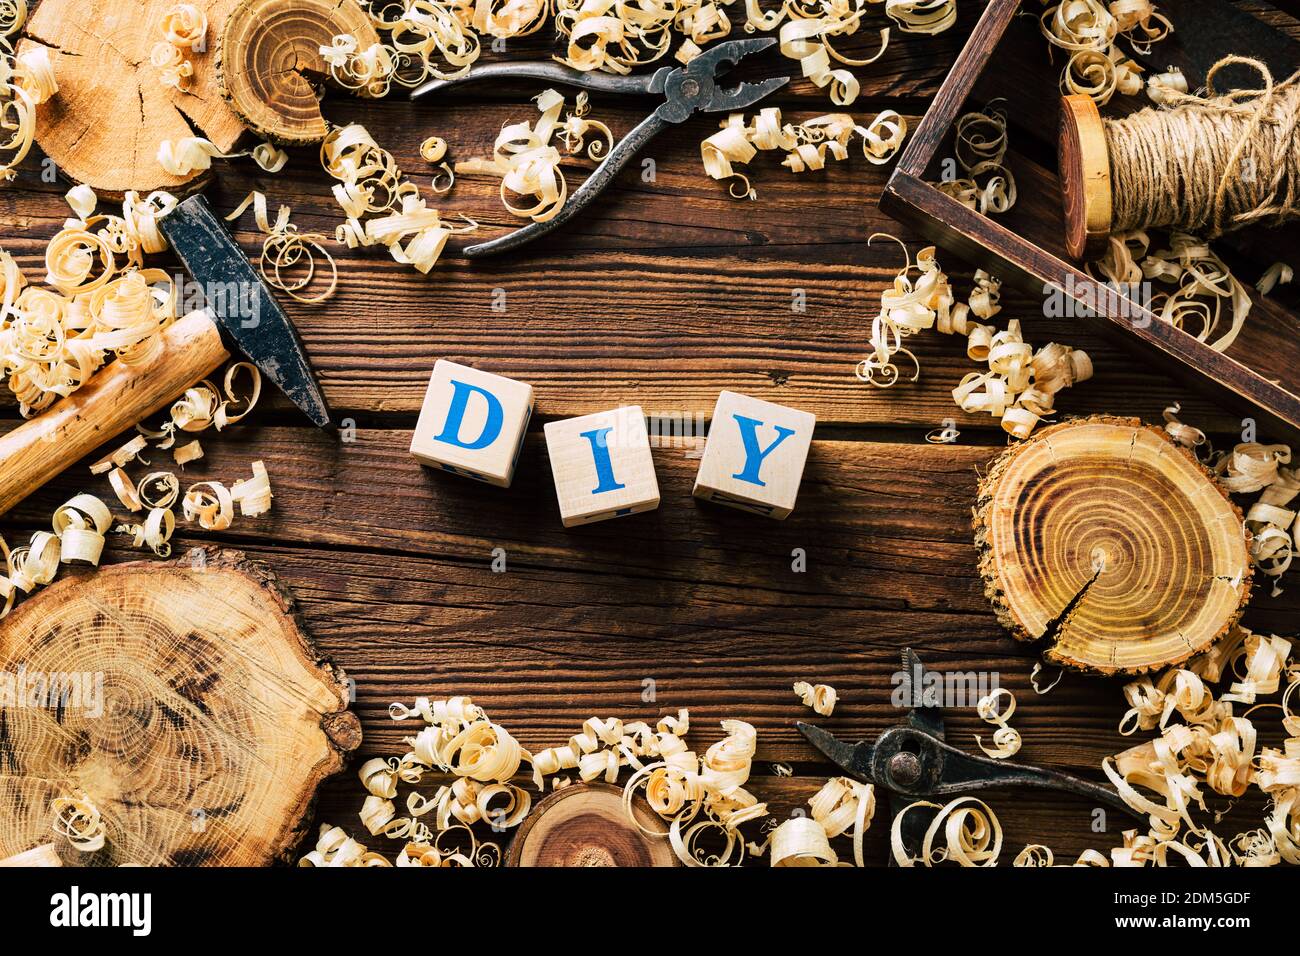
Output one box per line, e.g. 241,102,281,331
506,783,679,867
1059,94,1112,261
0,548,360,866
974,417,1251,675
218,0,380,145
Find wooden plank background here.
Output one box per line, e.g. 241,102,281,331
2,0,1297,864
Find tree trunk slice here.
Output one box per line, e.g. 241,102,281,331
505,783,678,867
217,0,380,145
974,416,1251,675
18,0,247,198
0,547,361,866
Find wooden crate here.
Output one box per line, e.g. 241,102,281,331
881,0,1300,444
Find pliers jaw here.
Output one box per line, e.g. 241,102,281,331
656,36,790,123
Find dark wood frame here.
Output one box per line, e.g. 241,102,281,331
880,0,1300,445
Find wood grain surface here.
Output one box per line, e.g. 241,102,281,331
1,1,1297,865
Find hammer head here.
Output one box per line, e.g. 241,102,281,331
159,195,331,427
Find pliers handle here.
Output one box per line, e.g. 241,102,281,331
411,62,674,100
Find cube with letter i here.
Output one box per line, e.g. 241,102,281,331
544,406,660,527
693,391,816,519
409,360,533,487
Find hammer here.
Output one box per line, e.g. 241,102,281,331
0,195,330,517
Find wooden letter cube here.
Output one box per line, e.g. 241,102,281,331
693,391,815,519
410,360,533,488
544,406,660,527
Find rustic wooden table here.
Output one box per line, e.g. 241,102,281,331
3,2,1297,864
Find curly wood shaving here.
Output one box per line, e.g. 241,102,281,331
153,2,209,93
974,687,1021,759
792,679,837,715
421,136,448,163
892,795,1002,866
108,467,143,512
768,815,838,866
51,493,111,566
807,775,874,866
230,460,273,517
1013,843,1054,866
181,480,233,531
1160,407,1298,593
251,142,289,173
1257,261,1293,296
778,17,889,107
115,507,176,557
884,0,956,35
51,791,106,853
173,439,203,466
225,191,339,302
925,422,959,443
456,89,609,224
1146,67,1187,105
1030,661,1064,695
90,434,149,476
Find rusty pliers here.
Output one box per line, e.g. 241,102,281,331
798,648,1143,864
410,37,789,257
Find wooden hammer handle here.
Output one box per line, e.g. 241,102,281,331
0,311,229,518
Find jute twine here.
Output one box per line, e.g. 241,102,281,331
1105,56,1300,238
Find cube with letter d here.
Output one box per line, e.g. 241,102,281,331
544,406,660,527
693,391,815,519
410,360,533,487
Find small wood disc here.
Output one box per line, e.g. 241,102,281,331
218,0,380,145
975,417,1251,675
0,548,360,866
506,783,678,867
1059,94,1112,261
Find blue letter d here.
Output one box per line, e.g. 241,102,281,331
434,380,503,450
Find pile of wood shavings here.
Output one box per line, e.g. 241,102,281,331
456,89,612,222
305,696,883,867
1091,231,1252,353
0,187,179,415
1038,0,1171,105
701,106,905,199
325,122,478,271
0,0,49,183
1163,405,1298,595
857,238,1092,439
929,101,1016,216
312,0,957,108
149,3,207,91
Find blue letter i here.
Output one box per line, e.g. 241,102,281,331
579,427,626,494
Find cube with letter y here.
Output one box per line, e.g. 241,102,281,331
694,391,816,519
544,406,660,526
410,360,533,487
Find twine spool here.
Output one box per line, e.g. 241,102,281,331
1059,57,1300,259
